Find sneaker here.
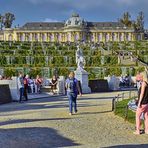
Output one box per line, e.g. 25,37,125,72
69,113,72,116
73,110,78,114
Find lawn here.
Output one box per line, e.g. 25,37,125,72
114,99,136,124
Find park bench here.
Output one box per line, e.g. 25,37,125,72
41,79,59,94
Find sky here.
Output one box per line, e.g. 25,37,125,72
0,0,148,28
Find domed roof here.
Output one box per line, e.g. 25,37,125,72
71,12,79,17
65,13,87,27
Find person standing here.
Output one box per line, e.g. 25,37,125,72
17,72,24,103
35,75,42,93
134,71,148,134
29,77,35,93
65,71,82,115
23,75,28,101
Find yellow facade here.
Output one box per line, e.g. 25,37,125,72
0,13,144,42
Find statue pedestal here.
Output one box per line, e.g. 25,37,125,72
75,69,91,94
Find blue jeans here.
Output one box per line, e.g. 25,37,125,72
19,87,24,102
67,92,77,113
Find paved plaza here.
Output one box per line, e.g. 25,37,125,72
0,91,148,148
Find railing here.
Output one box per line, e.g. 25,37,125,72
112,90,137,112
112,90,138,121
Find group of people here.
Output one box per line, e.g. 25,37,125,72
17,72,60,102
18,71,81,116
17,72,43,102
134,70,148,135
119,74,130,87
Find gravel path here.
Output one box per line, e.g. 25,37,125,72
0,92,148,148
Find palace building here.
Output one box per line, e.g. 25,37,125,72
0,13,145,42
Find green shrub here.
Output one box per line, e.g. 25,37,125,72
29,68,42,78
4,68,16,77
58,67,70,76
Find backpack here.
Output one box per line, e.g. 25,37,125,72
67,78,77,93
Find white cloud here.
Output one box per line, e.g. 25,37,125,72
44,18,59,22
27,0,148,7
27,0,68,5
27,0,49,4
115,0,134,5
27,0,102,8
115,0,148,6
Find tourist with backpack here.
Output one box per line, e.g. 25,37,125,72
65,71,82,115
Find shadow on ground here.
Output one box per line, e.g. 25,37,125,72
0,95,111,114
78,110,112,115
0,127,81,148
0,118,71,126
103,144,148,148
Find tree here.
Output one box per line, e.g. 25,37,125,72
120,12,132,27
132,11,144,32
3,12,15,28
0,14,4,30
136,11,144,31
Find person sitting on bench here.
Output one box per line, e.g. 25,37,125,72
50,75,58,94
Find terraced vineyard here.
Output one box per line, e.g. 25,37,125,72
0,41,148,78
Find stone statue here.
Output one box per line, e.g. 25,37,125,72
76,46,85,70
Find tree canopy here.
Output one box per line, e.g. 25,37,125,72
0,12,15,29
120,11,145,31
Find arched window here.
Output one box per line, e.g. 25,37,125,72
29,34,32,41
8,34,13,41
105,33,109,42
75,33,79,41
58,34,61,42
98,33,102,42
67,33,71,42
21,34,25,42
42,34,46,42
